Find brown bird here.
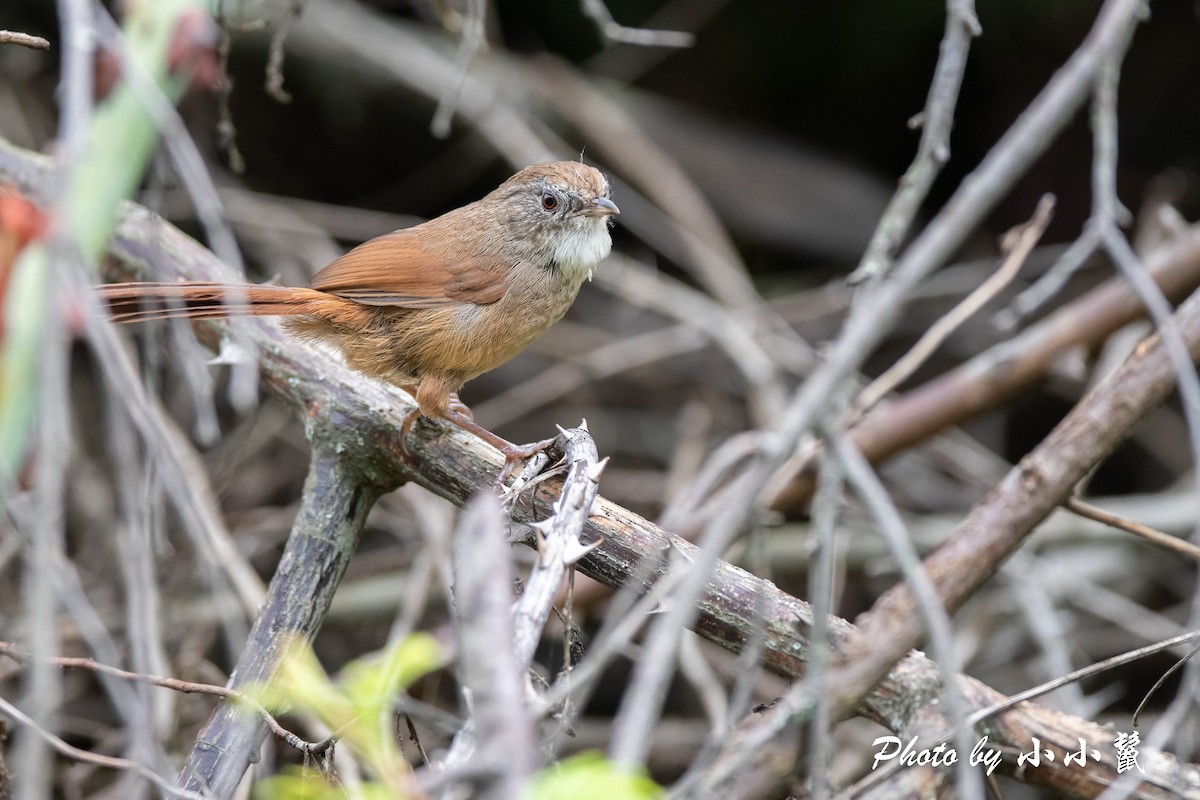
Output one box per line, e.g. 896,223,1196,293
99,161,619,460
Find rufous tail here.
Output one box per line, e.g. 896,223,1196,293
98,281,326,324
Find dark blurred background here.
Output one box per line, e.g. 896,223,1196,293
6,1,1200,268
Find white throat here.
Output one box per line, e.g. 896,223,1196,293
551,219,613,283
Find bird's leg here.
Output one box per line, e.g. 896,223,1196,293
440,407,556,462
441,406,557,486
403,377,555,466
402,391,474,449
445,392,473,420
398,384,425,461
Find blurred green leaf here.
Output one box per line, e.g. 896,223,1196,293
247,634,444,795
254,768,399,800
522,752,664,800
341,633,443,716
0,245,47,473
0,0,207,479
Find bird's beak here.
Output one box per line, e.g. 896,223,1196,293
582,196,620,217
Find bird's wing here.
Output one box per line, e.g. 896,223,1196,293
308,228,510,308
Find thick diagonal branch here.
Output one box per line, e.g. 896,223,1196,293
177,443,383,797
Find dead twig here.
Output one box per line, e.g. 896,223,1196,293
854,193,1055,416
430,0,486,137
443,493,536,799
0,642,332,756
511,426,604,670
1063,496,1200,562
265,0,304,103
0,30,50,50
579,0,695,48
847,0,980,283
0,694,204,800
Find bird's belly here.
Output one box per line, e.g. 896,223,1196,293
445,291,575,379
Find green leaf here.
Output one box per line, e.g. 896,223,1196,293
246,634,445,795
243,636,349,724
1,0,208,479
0,246,47,474
341,633,444,716
254,769,403,800
523,752,663,800
254,771,336,800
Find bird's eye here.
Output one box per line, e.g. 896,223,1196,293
541,193,558,211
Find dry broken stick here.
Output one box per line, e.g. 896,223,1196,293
444,493,536,799
440,426,603,797
0,30,51,50
510,425,605,672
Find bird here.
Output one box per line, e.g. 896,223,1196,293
99,161,619,460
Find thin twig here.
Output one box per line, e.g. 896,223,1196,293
826,429,983,799
1063,496,1200,562
1001,552,1087,714
579,0,695,47
847,0,980,283
107,371,174,740
430,0,486,137
677,634,728,736
213,1,246,173
1134,643,1200,726
0,694,205,800
969,628,1200,727
803,439,844,800
854,194,1055,416
1000,224,1102,326
265,0,304,103
0,30,51,50
0,642,330,754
